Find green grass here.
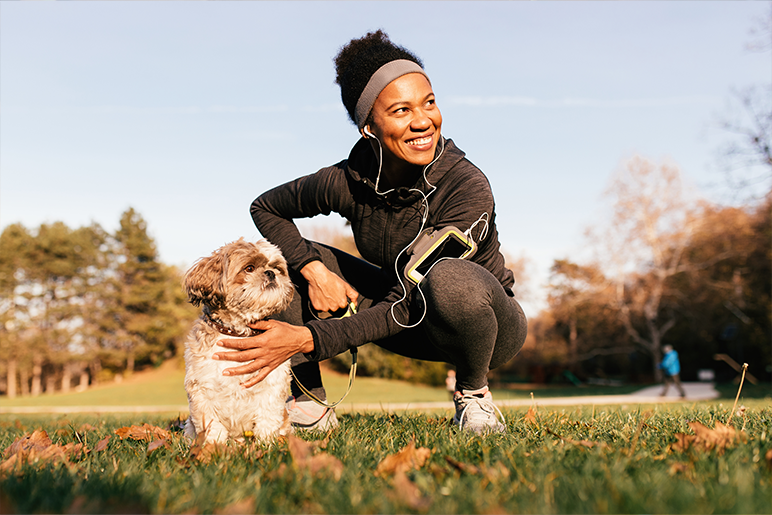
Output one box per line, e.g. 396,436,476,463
1,402,770,514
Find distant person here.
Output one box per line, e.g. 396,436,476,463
445,369,457,400
659,345,686,398
213,30,527,434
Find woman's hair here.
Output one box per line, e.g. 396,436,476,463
334,30,423,126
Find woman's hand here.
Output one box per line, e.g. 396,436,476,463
213,320,314,388
301,260,358,313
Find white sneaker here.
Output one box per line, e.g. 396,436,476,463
452,387,506,434
286,396,339,431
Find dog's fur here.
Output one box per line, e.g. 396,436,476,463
182,238,294,444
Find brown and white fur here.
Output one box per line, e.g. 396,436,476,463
182,238,294,444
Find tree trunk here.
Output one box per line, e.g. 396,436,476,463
6,359,17,398
76,362,89,392
126,353,135,374
19,367,29,396
89,358,102,386
61,363,72,393
31,357,43,396
45,375,56,395
569,318,578,371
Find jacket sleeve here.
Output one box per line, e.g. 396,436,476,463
250,163,349,272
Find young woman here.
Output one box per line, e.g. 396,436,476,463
213,31,528,434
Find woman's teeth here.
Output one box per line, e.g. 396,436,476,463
407,136,432,146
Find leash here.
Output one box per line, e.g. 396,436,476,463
291,301,358,409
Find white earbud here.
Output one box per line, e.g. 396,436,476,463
363,125,376,139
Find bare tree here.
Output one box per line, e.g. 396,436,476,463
717,6,772,201
593,156,704,379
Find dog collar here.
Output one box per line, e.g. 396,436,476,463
203,313,260,338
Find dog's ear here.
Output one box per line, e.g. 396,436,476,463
183,251,229,307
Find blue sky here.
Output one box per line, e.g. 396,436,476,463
1,1,769,315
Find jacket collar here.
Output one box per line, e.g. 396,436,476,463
345,136,465,206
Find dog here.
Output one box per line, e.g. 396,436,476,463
182,238,294,444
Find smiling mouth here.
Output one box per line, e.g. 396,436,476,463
406,135,433,147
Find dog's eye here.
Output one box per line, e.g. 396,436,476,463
244,265,255,273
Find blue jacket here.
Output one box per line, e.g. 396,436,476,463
659,350,680,376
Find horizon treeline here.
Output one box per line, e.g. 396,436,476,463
0,208,197,398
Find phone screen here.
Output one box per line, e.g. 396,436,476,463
414,235,473,277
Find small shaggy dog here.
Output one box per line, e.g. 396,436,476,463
182,238,294,444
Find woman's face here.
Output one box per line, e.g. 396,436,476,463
366,73,443,173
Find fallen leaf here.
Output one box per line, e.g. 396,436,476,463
1,431,83,475
375,440,432,477
765,449,772,470
215,496,256,515
524,407,538,425
391,472,432,511
668,462,690,476
114,423,171,442
147,439,170,454
545,427,607,450
3,429,52,459
671,420,745,455
188,432,226,464
94,436,110,453
445,455,481,475
287,435,344,480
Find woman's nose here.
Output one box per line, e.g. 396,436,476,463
411,110,432,130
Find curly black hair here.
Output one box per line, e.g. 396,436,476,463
334,30,423,126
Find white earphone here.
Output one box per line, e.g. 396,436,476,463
363,125,376,139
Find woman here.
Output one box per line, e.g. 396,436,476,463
213,31,527,434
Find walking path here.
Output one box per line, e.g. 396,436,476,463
0,382,720,415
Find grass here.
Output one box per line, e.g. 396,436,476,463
0,401,770,514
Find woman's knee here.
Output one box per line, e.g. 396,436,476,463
422,260,497,320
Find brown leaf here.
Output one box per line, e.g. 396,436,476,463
375,440,432,477
671,421,744,455
445,455,481,475
94,436,110,453
544,427,607,450
287,435,343,480
215,496,256,515
0,432,83,475
765,449,772,470
147,439,170,454
524,407,538,425
114,423,170,442
391,472,432,511
668,462,690,476
3,429,52,459
188,432,226,464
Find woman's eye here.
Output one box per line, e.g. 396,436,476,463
244,265,255,273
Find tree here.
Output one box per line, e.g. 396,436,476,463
591,156,711,380
547,260,629,375
665,199,771,380
107,208,194,372
0,224,33,397
717,6,772,201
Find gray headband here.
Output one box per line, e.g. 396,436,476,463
355,59,430,129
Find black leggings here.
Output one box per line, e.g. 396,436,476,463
277,243,527,397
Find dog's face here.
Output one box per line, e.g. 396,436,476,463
184,238,293,322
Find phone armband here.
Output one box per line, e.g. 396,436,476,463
404,226,476,285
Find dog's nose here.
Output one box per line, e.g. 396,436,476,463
264,270,275,281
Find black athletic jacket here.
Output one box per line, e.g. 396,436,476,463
250,136,514,361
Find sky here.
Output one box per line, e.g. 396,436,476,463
1,1,770,316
